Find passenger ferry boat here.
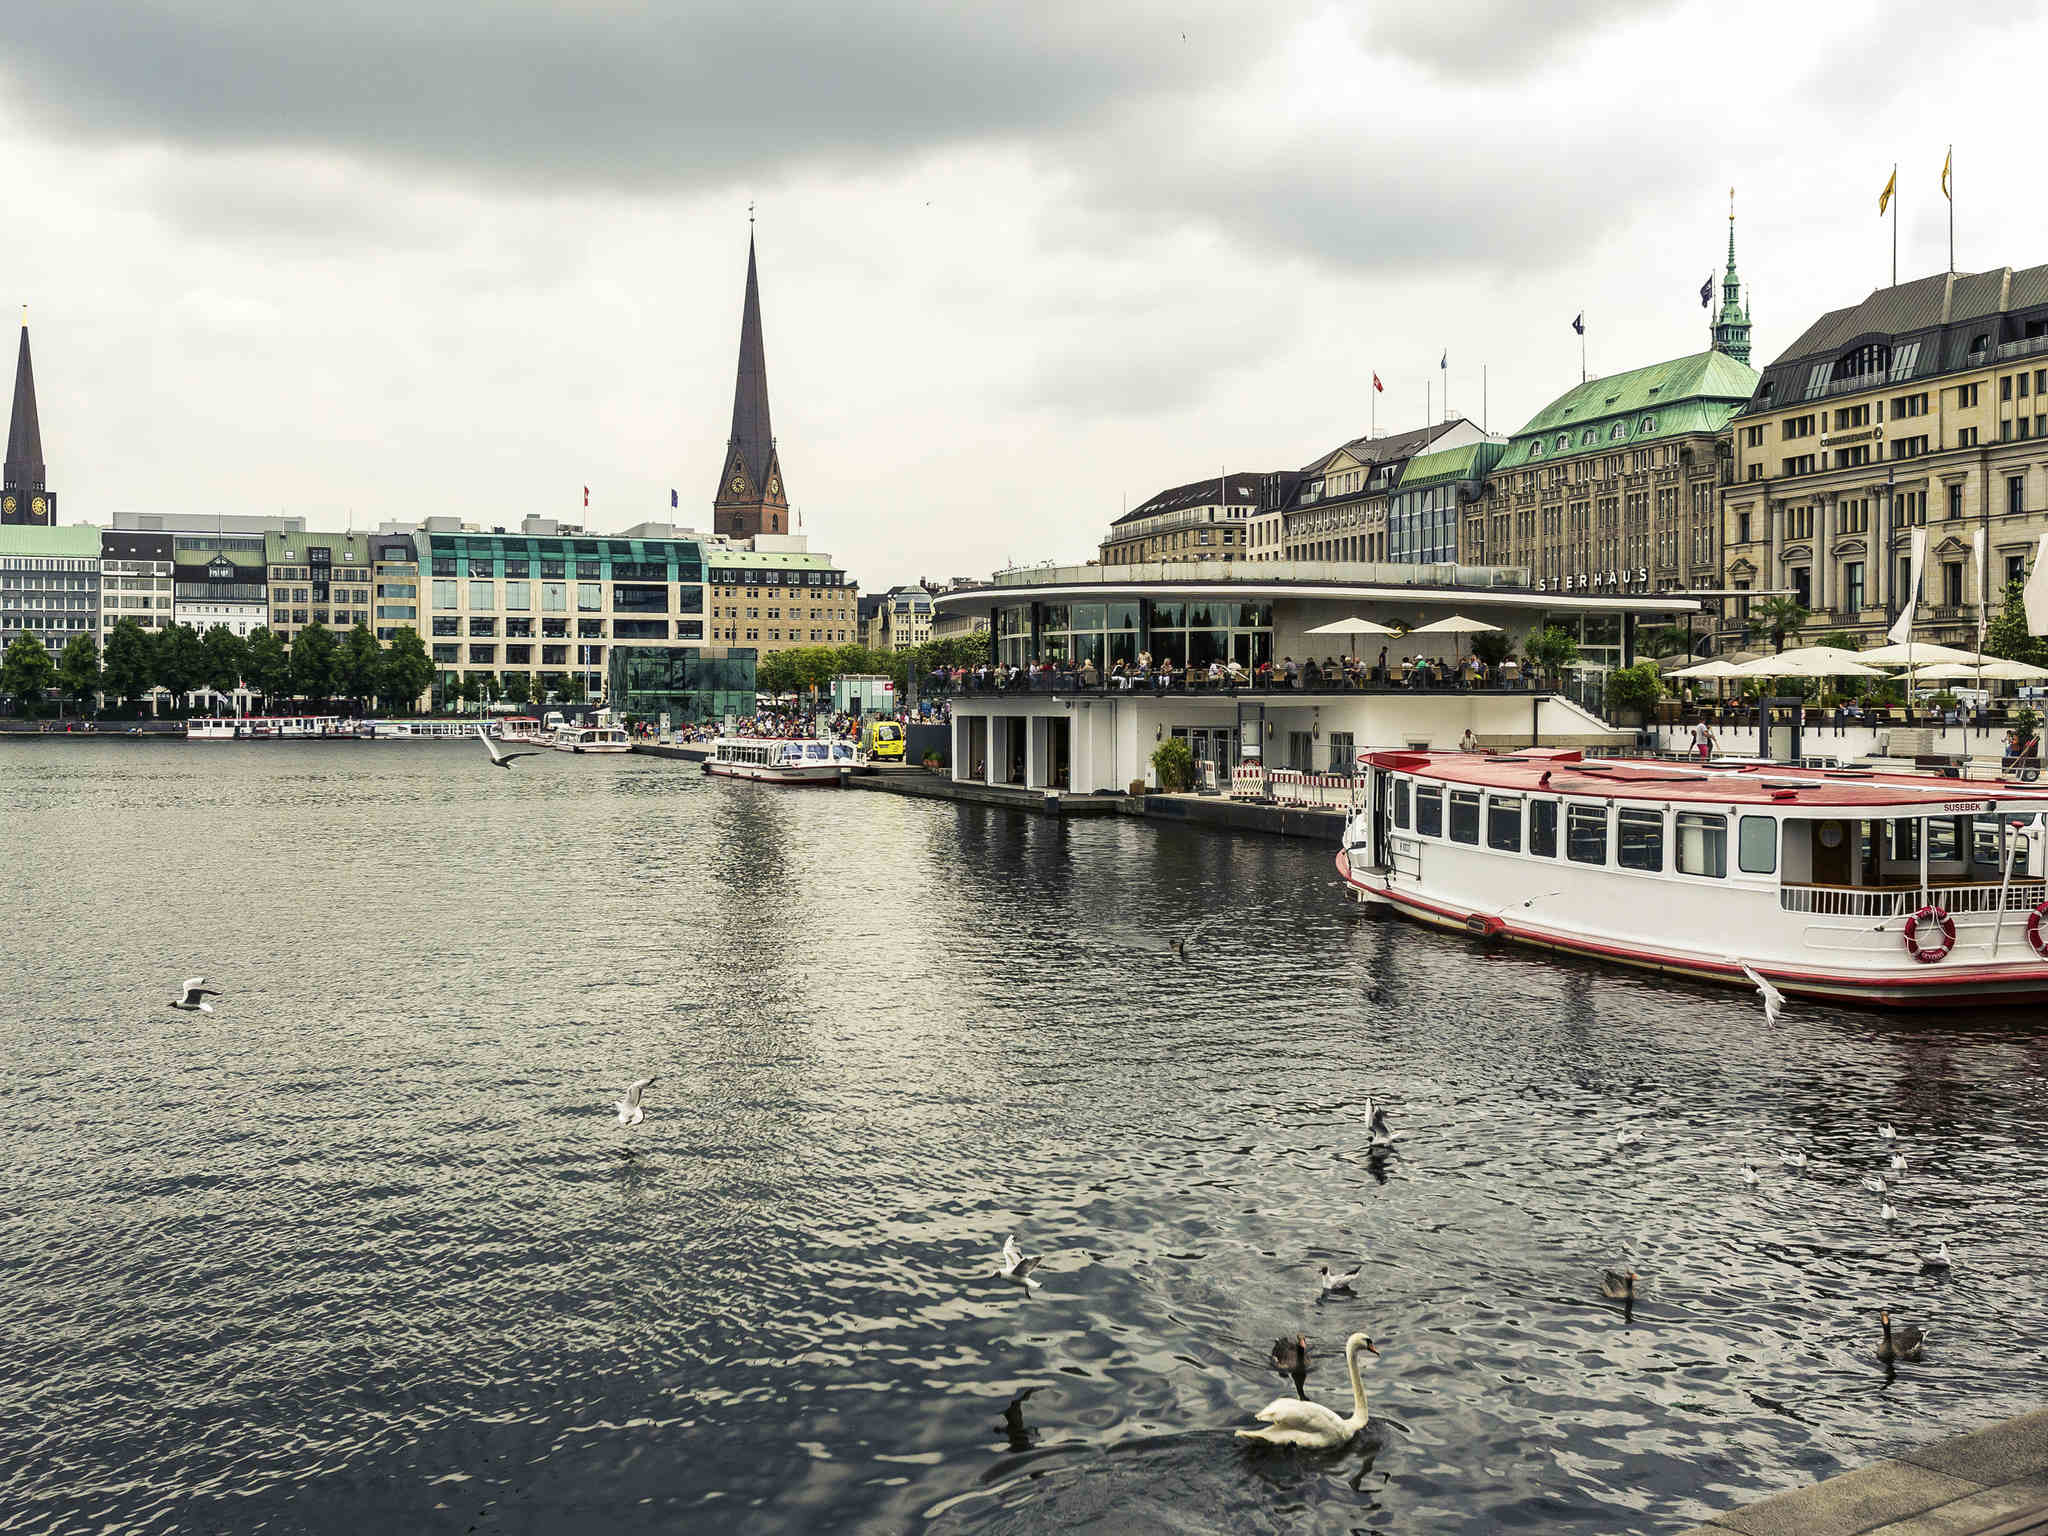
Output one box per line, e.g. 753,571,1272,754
186,715,351,740
1337,748,2048,1008
552,724,632,754
498,716,548,744
705,736,855,785
358,719,476,740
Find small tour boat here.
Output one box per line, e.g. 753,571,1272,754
498,716,548,744
552,724,632,754
705,736,855,785
1337,748,2048,1008
186,715,351,740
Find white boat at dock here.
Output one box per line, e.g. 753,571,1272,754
1337,748,2048,1009
552,724,632,754
185,715,354,740
705,736,855,784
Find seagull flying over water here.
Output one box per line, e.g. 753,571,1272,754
1318,1263,1360,1296
999,1234,1043,1290
477,725,545,770
170,977,222,1013
1735,960,1785,1025
612,1076,657,1126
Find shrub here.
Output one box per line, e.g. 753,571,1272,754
1604,661,1665,717
1151,736,1195,792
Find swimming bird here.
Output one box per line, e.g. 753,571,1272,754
1879,1123,1897,1142
1742,1161,1759,1187
1239,1332,1378,1448
1270,1334,1311,1399
1862,1174,1889,1193
1881,1186,1898,1221
1615,1126,1643,1148
612,1076,657,1126
170,977,222,1013
477,725,545,770
1921,1242,1952,1273
1319,1264,1360,1297
1780,1149,1809,1171
998,1387,1040,1449
1365,1098,1394,1149
1877,1310,1927,1362
1600,1269,1637,1301
1736,959,1785,1025
1890,1151,1908,1172
999,1234,1043,1291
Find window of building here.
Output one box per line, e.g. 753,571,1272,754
1415,786,1443,837
1791,567,1811,608
576,583,602,612
468,581,494,612
1949,484,1965,520
1957,427,1979,448
1675,812,1727,878
1844,561,1865,612
2010,475,2026,515
505,581,530,610
1566,804,1607,864
1943,561,1964,606
1617,807,1664,872
2009,553,2030,587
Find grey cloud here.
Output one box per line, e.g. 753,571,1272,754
0,1,1293,189
1356,0,1683,78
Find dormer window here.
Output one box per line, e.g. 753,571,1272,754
1555,433,1569,450
1640,415,1656,432
1609,423,1627,441
1581,429,1596,447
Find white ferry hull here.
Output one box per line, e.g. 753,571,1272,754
704,760,840,785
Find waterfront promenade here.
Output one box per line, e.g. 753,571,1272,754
1678,1407,2048,1535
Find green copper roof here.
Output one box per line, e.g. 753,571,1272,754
0,523,100,558
1396,440,1504,489
1494,349,1758,471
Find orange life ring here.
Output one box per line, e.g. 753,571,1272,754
1903,905,1956,964
2027,901,2048,959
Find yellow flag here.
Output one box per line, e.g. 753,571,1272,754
1879,166,1897,214
1941,147,1952,202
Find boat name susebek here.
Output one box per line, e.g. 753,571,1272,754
1534,568,1650,593
1337,748,2048,1007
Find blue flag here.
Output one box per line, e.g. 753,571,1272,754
1700,274,1713,308
1439,350,1447,370
1571,313,1584,336
670,488,678,508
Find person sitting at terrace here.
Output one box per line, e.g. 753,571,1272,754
1282,656,1300,686
1080,657,1100,687
1225,659,1250,685
1156,657,1175,689
1303,659,1323,687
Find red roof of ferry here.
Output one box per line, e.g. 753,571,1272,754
1362,749,2048,808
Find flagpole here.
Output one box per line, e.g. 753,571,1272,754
1580,315,1586,384
1947,144,1955,273
1891,161,1898,287
1483,365,1488,433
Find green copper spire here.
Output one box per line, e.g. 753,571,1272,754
1712,188,1752,366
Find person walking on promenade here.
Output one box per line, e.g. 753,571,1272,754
1690,719,1717,762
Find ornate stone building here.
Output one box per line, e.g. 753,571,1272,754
1099,472,1266,564
3,320,54,527
1276,420,1485,563
1720,261,2048,649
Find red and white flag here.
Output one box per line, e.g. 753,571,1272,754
582,485,589,508
1372,373,1383,393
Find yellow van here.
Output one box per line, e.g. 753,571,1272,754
861,719,907,761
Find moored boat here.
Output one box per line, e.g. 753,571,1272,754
552,724,632,754
186,715,351,740
1337,748,2048,1008
705,736,854,784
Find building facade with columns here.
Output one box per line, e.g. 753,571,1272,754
1275,421,1486,564
1719,263,2048,650
1101,472,1267,565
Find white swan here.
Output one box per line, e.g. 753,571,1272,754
1238,1332,1378,1449
1921,1241,1952,1272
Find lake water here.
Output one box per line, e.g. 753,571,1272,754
3,740,2045,1535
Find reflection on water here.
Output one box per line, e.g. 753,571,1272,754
2,741,2045,1536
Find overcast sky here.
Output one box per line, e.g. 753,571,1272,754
2,0,2036,588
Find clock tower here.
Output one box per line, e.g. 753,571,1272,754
3,317,54,527
711,232,789,540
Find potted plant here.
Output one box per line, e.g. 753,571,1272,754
922,749,945,773
1603,661,1664,728
1151,737,1195,793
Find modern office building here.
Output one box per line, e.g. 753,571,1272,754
3,320,55,527
1720,260,2048,649
265,530,375,643
0,523,99,656
606,645,758,724
702,535,857,651
415,517,711,705
1100,472,1267,565
371,532,420,642
98,530,174,640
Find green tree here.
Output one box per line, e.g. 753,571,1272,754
756,651,796,695
502,671,532,707
101,618,155,711
154,622,207,714
288,620,337,702
57,633,102,712
1638,625,1692,660
1984,579,2045,668
201,625,248,708
244,627,289,710
1470,629,1516,668
377,627,433,713
1747,596,1811,654
1605,661,1665,717
1523,626,1581,682
1150,735,1194,792
559,673,588,704
535,672,564,705
1,634,57,714
334,623,382,710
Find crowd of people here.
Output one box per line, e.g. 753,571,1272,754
929,647,1530,694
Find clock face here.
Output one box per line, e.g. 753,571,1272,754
768,477,780,497
730,474,745,494
0,494,14,514
31,496,46,515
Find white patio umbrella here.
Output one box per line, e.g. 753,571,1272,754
1913,659,2048,682
1409,613,1502,664
1729,649,1884,679
1665,659,1744,678
1305,614,1399,660
1852,640,1984,667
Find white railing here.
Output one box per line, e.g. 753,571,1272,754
1782,881,2048,917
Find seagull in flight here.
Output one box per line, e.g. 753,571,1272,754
1736,960,1785,1025
1318,1263,1360,1296
999,1234,1043,1291
612,1076,657,1126
170,977,222,1013
478,725,545,770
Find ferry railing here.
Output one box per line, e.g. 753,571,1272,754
1781,880,2048,918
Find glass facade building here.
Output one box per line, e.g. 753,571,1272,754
995,599,1272,669
607,645,757,723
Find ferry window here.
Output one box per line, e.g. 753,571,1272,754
1927,817,1963,863
1529,800,1558,857
1676,812,1727,878
1566,804,1608,864
1393,779,1410,829
1416,786,1443,837
1887,819,1919,861
1618,808,1664,871
1487,796,1522,852
1449,790,1481,844
1739,816,1777,873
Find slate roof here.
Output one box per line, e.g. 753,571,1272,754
724,235,776,493
1302,419,1469,478
1111,471,1270,528
1495,350,1758,470
4,324,44,488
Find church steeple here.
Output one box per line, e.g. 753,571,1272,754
1711,189,1753,366
712,223,789,540
3,314,53,526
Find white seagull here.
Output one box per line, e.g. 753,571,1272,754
1615,1126,1644,1148
478,725,546,770
1365,1097,1394,1149
998,1234,1043,1291
170,977,222,1013
1879,1123,1897,1142
612,1076,657,1126
1862,1174,1889,1193
1742,1161,1759,1187
1736,960,1785,1025
1880,1184,1898,1221
1780,1149,1809,1171
1921,1242,1952,1272
1890,1151,1908,1172
1318,1263,1361,1296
